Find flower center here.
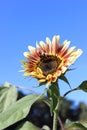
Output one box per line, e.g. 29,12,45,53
38,55,62,76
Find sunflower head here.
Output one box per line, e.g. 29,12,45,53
21,35,83,86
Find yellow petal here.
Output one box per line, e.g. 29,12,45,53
61,66,67,73
46,37,51,54
38,79,46,83
63,46,76,58
56,35,60,44
70,49,83,64
36,67,43,75
36,42,40,48
62,40,70,50
28,46,35,52
75,49,83,57
46,37,51,45
39,41,45,47
52,35,60,54
46,74,52,81
59,40,70,56
52,35,60,45
24,72,30,76
23,52,29,58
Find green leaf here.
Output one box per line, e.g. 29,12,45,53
65,119,87,130
36,81,47,87
66,68,76,72
59,68,76,87
65,123,87,130
41,125,51,130
78,80,87,92
42,98,50,107
47,82,60,114
16,121,40,130
0,86,17,113
64,68,76,76
80,121,87,128
0,94,41,130
59,74,70,87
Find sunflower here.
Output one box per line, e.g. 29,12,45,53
21,35,83,86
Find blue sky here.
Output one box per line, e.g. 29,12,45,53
0,0,87,105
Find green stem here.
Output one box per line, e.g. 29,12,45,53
52,81,60,130
63,87,78,97
52,81,65,130
53,97,60,130
53,110,58,130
